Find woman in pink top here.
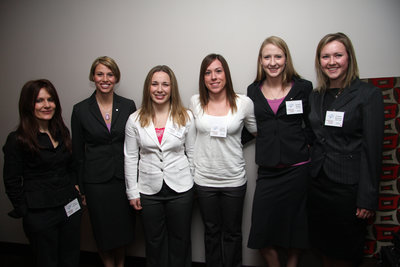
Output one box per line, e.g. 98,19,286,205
243,36,314,267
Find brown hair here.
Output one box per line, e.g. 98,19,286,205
315,32,359,91
138,65,189,127
198,53,237,113
16,79,71,153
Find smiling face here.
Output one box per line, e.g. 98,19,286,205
34,88,56,122
319,40,349,88
150,71,171,106
204,59,226,96
93,63,116,94
260,43,286,80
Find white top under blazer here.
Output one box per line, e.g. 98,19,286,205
124,110,196,200
189,94,257,187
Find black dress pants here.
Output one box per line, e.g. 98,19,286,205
195,183,246,267
23,209,82,267
140,182,193,267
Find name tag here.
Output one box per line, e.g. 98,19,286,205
169,125,185,138
285,100,303,115
64,198,81,217
325,111,345,127
208,116,227,138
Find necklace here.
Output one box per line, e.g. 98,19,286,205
263,84,287,100
97,99,112,121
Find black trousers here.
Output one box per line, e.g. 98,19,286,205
23,209,82,267
195,183,246,267
140,183,193,267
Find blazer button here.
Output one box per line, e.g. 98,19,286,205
160,158,163,162
159,149,162,153
160,168,163,172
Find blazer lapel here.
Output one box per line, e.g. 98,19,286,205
88,93,107,128
160,116,174,147
255,86,275,114
329,80,360,111
144,121,162,149
111,94,121,129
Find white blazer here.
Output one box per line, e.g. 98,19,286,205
124,110,196,200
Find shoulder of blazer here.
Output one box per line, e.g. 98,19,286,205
293,78,313,90
113,93,136,109
349,78,380,97
72,91,96,112
247,81,261,99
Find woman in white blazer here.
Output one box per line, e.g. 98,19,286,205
124,65,196,267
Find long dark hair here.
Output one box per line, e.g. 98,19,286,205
198,54,237,113
16,79,71,153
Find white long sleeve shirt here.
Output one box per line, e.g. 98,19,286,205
189,94,257,187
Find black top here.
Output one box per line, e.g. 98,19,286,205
243,78,314,167
3,131,78,219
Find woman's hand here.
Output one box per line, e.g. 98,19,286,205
75,185,87,206
130,198,142,210
356,208,374,219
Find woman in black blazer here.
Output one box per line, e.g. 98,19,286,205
71,56,136,267
3,79,81,267
308,32,384,266
244,36,313,267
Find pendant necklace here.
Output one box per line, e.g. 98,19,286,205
97,99,112,121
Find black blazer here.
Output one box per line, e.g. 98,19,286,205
308,78,384,210
3,131,78,222
243,78,313,167
71,92,136,191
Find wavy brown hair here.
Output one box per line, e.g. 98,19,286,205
16,79,71,153
315,32,359,91
198,54,237,113
138,65,189,127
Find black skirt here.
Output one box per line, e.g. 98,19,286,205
308,171,367,261
84,178,136,251
248,164,309,249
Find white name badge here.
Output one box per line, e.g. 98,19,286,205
209,116,227,138
285,100,303,115
325,111,345,127
169,125,185,138
64,198,81,217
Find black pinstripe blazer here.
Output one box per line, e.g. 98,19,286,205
308,78,384,210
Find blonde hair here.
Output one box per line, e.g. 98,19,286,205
255,36,300,83
138,65,189,127
89,56,121,83
315,32,359,91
